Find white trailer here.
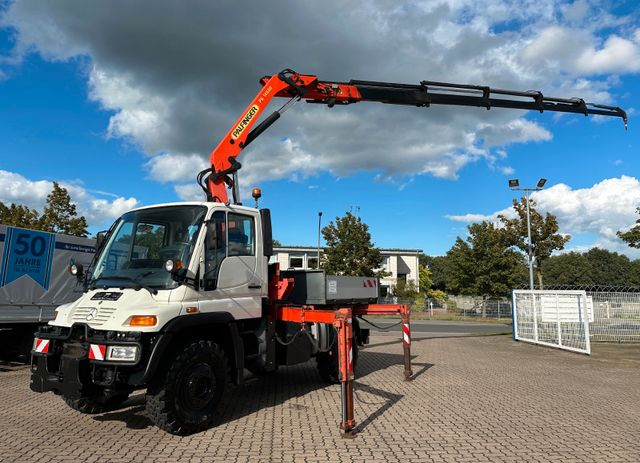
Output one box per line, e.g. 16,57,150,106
0,225,95,355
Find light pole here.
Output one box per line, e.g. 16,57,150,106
317,212,323,268
508,178,547,290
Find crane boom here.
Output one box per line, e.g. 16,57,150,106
200,69,627,203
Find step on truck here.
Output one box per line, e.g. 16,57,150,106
30,69,626,436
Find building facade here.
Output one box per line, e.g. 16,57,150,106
272,246,421,296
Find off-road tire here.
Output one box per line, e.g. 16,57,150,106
146,340,228,435
316,331,358,384
64,392,129,414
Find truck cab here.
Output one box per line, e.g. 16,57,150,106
57,201,270,328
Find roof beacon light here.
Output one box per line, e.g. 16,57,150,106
252,187,262,208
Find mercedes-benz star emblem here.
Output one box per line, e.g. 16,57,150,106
86,308,98,321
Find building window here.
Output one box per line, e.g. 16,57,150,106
308,256,319,269
289,256,304,269
397,273,407,283
382,256,390,272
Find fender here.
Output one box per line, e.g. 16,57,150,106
141,312,245,385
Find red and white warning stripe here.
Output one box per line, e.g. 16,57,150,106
88,344,106,361
403,323,411,345
362,279,377,288
34,338,50,354
347,318,354,374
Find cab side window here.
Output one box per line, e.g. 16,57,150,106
228,214,255,257
204,211,226,291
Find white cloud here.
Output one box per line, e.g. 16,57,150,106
447,176,640,257
561,0,590,23
0,170,139,228
0,1,637,195
477,119,552,147
575,35,640,74
532,176,640,236
446,213,495,223
174,183,205,202
146,153,208,183
523,26,640,76
500,166,515,175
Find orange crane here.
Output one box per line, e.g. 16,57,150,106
199,69,627,204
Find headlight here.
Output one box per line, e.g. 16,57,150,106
106,345,138,362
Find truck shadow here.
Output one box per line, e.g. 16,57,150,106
363,332,509,351
93,349,434,434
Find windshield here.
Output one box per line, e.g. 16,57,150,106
91,205,207,290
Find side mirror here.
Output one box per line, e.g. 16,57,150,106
260,208,273,256
67,263,84,281
96,232,106,250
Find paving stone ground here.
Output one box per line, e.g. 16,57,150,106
0,333,638,463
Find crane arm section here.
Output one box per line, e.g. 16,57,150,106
201,69,627,203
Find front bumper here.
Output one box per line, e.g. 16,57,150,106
30,323,157,398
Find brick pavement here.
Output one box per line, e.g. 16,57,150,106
0,334,638,462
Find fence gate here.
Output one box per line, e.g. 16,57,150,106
512,290,591,355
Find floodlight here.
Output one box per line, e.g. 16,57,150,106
536,178,547,188
508,179,519,188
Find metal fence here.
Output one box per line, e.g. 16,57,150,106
512,290,591,354
378,295,512,320
517,285,640,343
380,285,640,343
586,290,640,342
441,295,512,319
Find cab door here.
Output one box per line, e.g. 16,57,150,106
198,211,262,319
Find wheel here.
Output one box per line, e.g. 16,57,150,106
146,340,228,435
316,328,358,384
64,392,129,414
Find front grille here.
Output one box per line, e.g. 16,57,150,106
71,307,117,326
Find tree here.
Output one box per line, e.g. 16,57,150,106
321,211,384,277
542,248,636,287
419,254,449,292
392,279,419,298
39,182,88,237
583,248,632,286
272,239,283,247
541,252,595,286
499,197,569,289
418,264,447,302
628,260,640,287
444,237,476,295
0,202,41,229
617,207,640,249
446,221,526,298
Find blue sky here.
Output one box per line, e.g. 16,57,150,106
0,1,639,257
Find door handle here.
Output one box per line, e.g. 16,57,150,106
248,284,261,289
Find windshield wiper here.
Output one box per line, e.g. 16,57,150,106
89,275,159,296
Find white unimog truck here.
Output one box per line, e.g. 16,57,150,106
30,69,626,435
30,201,382,435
